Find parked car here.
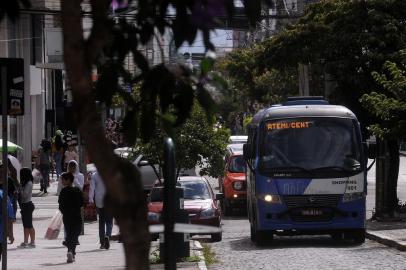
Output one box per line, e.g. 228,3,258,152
132,154,160,192
147,176,223,242
133,155,196,192
219,144,247,215
114,148,197,192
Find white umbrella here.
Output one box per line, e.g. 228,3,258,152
0,139,23,153
7,154,21,181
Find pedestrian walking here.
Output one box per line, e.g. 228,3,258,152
57,160,84,194
38,139,51,193
0,183,15,261
18,168,36,248
64,144,79,171
58,172,83,263
89,170,112,249
52,130,64,178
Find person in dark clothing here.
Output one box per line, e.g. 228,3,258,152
38,139,51,193
0,163,17,244
58,172,83,263
18,168,36,248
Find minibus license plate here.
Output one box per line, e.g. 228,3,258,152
301,209,322,216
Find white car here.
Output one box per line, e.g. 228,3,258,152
229,135,248,144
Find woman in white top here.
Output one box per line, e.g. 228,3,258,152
57,160,84,194
18,168,36,248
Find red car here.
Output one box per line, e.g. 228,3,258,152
219,144,247,215
147,176,223,242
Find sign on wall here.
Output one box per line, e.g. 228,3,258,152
0,58,25,116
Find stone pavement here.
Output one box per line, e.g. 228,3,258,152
6,181,206,270
366,219,406,252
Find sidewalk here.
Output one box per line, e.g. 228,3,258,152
366,219,406,252
365,153,406,252
6,181,206,270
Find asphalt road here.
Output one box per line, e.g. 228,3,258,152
203,156,406,270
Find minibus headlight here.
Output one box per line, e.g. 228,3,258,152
259,194,281,204
342,192,364,202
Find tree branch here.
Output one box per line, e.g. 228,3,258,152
86,0,112,64
61,1,150,269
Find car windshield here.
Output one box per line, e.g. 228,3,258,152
260,117,362,177
228,156,246,173
180,181,211,200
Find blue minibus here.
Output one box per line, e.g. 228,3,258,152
244,97,370,245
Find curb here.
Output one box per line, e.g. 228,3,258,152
366,231,406,252
192,240,208,270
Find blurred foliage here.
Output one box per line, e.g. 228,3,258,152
361,56,406,140
215,46,297,126
136,103,230,179
91,0,273,144
1,0,274,145
259,0,406,135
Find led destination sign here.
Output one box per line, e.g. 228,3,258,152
267,121,312,130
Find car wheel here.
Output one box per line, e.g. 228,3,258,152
211,232,222,242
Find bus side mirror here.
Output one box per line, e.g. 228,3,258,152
243,143,253,160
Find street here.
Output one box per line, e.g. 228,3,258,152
203,156,406,270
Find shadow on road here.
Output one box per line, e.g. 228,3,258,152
222,209,248,220
228,236,367,251
40,262,69,267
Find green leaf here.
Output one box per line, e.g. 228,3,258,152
200,57,215,75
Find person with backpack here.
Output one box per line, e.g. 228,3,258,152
58,172,83,263
18,168,36,248
38,139,51,193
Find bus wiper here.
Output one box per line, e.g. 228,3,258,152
310,166,358,172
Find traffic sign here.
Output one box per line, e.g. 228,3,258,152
0,58,24,116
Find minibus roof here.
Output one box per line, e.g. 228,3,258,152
249,104,357,127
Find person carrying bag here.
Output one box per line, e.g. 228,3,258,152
45,210,63,240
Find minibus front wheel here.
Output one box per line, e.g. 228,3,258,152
345,229,366,244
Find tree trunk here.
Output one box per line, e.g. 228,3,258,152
61,1,150,269
387,139,400,215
